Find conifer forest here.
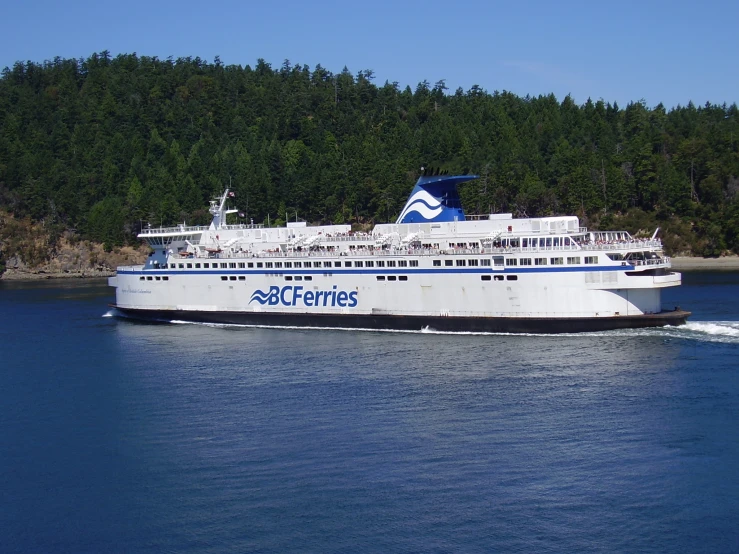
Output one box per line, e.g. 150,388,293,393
1,52,738,257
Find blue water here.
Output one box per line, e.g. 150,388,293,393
0,273,738,553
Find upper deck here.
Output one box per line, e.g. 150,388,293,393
131,177,669,275
138,222,265,237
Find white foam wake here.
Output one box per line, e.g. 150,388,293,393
107,314,739,342
682,321,739,338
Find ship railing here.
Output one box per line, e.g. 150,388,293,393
316,234,375,242
139,223,270,236
510,245,580,253
165,248,675,268
177,243,628,260
139,224,209,235
217,223,265,230
579,239,662,251
177,247,457,260
628,257,671,267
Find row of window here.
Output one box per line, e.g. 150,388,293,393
139,273,520,283
432,259,492,267
214,273,451,282
170,259,423,270
217,275,317,282
498,237,573,248
504,256,598,266
481,275,518,281
169,256,600,271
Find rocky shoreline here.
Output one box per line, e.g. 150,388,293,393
0,268,117,280
670,256,739,271
0,241,148,281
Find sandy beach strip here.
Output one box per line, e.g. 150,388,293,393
670,256,739,271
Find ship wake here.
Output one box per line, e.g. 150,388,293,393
105,314,739,343
600,320,739,344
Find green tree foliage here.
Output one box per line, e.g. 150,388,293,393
0,53,738,254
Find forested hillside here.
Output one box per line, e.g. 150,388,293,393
1,51,738,258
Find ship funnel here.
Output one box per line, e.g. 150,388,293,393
396,174,478,224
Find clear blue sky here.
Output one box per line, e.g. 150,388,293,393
3,0,736,110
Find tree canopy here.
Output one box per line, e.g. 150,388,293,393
1,52,738,255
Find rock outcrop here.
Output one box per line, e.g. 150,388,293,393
0,211,147,280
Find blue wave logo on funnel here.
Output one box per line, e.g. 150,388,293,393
396,174,478,224
397,189,444,222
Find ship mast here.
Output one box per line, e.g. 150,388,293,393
209,189,238,230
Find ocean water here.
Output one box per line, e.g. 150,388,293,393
0,273,737,553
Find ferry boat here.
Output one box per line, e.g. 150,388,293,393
109,172,690,333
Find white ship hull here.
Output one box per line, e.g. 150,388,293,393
110,255,688,333
110,174,690,333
